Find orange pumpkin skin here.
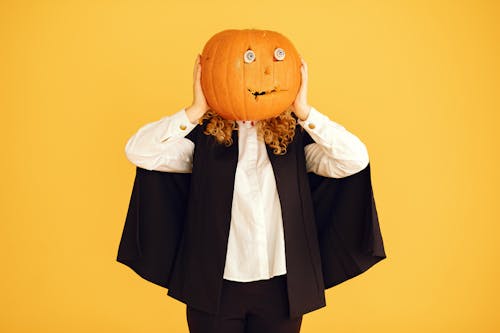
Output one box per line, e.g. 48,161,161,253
200,29,301,121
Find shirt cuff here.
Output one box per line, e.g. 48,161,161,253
297,106,345,133
158,108,198,142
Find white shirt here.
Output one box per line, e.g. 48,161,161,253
124,106,369,282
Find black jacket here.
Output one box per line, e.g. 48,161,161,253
116,119,386,319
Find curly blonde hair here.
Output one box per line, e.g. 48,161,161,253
200,108,297,155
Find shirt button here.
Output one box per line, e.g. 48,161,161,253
180,124,187,130
308,123,316,129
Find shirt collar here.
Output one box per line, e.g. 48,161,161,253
236,120,258,128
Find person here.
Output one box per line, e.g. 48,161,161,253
122,55,372,333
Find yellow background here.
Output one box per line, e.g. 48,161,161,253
1,0,498,332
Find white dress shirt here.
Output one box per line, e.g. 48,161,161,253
124,106,369,282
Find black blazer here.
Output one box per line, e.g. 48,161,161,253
116,118,386,319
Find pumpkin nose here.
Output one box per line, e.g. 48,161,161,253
264,66,271,75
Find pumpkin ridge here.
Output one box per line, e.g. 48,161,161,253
225,33,239,121
243,29,250,120
247,29,257,119
208,35,223,116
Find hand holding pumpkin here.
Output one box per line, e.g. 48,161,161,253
290,58,312,121
185,54,210,124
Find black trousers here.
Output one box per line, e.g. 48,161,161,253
186,274,303,333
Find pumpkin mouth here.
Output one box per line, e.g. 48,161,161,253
247,86,288,101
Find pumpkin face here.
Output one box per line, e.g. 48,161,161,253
200,29,301,120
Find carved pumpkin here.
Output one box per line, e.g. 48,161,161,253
200,29,301,120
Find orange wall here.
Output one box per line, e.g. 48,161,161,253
0,0,498,332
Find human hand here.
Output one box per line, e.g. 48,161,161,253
290,57,312,121
185,54,210,124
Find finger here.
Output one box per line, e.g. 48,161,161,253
301,63,308,82
195,64,202,85
193,56,198,82
299,68,307,87
301,58,308,73
193,54,201,81
301,58,308,70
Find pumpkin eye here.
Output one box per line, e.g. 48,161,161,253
274,47,285,61
244,49,256,63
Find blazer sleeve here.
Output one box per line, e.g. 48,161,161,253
124,108,197,173
298,106,369,178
